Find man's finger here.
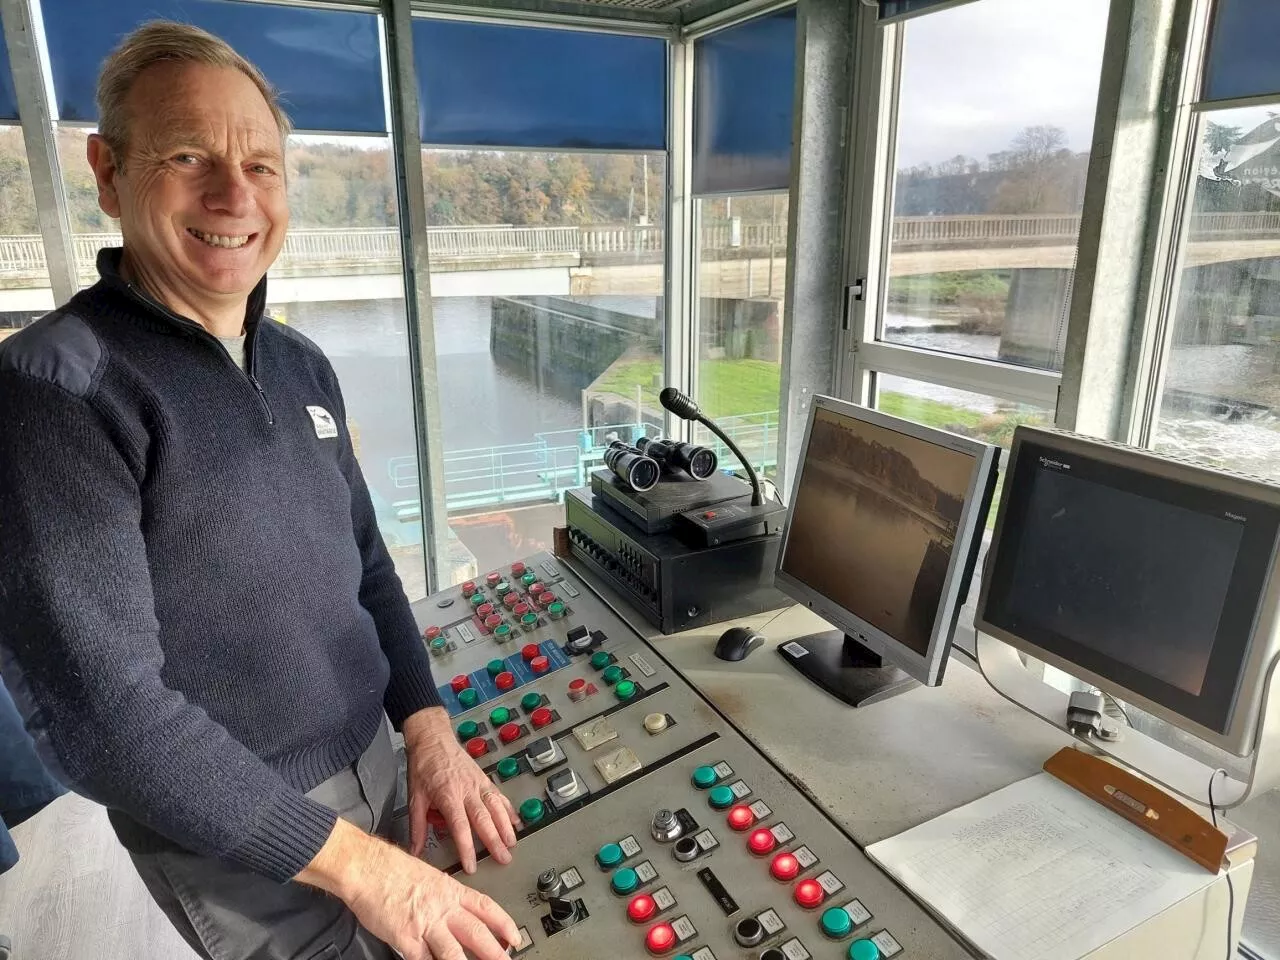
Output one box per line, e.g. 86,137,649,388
462,887,521,949
443,798,477,873
448,911,510,960
424,929,467,960
466,795,512,865
408,794,429,858
484,790,518,848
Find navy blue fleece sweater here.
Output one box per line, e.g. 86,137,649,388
0,248,441,882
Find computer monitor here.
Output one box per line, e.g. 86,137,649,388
977,426,1280,756
774,396,1000,707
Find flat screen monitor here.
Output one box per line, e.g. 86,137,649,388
977,426,1280,755
774,396,1000,706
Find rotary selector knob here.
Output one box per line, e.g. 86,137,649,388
651,809,683,842
535,868,564,901
548,897,580,931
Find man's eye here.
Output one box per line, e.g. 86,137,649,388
250,164,274,175
173,154,201,165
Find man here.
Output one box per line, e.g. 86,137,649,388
0,22,520,960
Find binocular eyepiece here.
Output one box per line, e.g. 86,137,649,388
635,437,719,481
604,440,662,492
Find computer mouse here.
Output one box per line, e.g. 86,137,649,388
715,626,766,662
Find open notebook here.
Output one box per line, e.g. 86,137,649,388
866,772,1222,960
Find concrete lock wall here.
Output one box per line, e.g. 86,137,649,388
998,268,1073,369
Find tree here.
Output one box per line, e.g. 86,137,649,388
1203,121,1243,157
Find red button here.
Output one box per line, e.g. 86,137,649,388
794,878,825,909
538,593,557,609
424,625,442,641
514,602,531,616
531,656,550,674
531,707,553,728
770,852,800,881
503,592,520,609
495,671,516,691
483,614,503,632
748,828,777,855
644,923,676,955
567,678,587,701
485,572,501,587
477,602,495,618
627,894,657,923
522,643,541,662
450,675,470,693
528,582,546,597
499,722,522,744
465,737,488,759
727,805,756,831
703,511,717,520
511,562,527,577
461,580,477,597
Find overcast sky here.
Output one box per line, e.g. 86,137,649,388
895,0,1112,170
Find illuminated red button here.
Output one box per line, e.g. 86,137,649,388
530,707,553,728
461,580,477,597
794,878,825,909
522,643,541,662
465,737,488,759
727,805,756,831
644,923,677,955
536,593,557,609
531,656,550,674
703,511,717,520
503,592,520,609
770,852,800,881
748,828,777,855
449,675,470,694
476,602,495,618
423,625,442,641
567,678,588,701
514,601,532,616
495,671,516,691
485,572,501,587
511,561,527,577
498,722,522,744
627,894,657,924
483,614,503,632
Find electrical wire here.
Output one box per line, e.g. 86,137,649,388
1208,768,1237,960
1103,692,1132,727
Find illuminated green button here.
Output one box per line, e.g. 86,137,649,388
519,797,545,824
822,907,854,938
615,679,637,701
548,602,566,619
521,613,538,627
494,624,512,639
708,785,735,809
429,636,447,652
495,580,511,595
521,572,537,586
591,652,612,670
611,867,639,895
496,757,520,780
487,659,506,677
457,720,479,740
596,842,624,868
849,940,880,960
602,664,624,685
521,692,543,711
692,766,718,789
489,707,512,726
458,688,479,709
471,593,486,607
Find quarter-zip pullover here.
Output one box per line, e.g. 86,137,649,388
0,248,442,882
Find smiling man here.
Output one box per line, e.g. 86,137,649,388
0,22,520,960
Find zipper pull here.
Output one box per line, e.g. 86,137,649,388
248,374,275,425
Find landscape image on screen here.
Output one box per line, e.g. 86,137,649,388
782,407,976,655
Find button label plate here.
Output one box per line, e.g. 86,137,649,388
757,909,786,936
793,846,819,869
671,916,697,943
816,871,845,896
634,860,658,884
770,823,794,844
619,835,642,859
842,899,871,926
729,780,752,799
871,931,903,957
559,868,583,891
748,799,772,819
694,830,719,852
712,761,734,779
653,887,677,911
780,938,811,960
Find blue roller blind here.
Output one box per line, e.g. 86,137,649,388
878,0,979,21
1,33,17,122
40,0,386,133
413,19,666,151
1203,0,1280,103
692,8,796,196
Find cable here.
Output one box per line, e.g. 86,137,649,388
1103,692,1132,727
1209,768,1236,960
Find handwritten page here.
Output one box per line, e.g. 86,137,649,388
866,773,1219,960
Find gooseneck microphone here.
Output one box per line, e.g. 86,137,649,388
659,387,765,507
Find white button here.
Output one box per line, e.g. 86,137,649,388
816,871,845,896
843,899,871,926
757,909,786,935
793,846,818,868
653,887,677,911
780,938,811,960
644,713,668,734
620,835,642,858
871,931,903,957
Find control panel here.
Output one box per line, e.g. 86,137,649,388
410,553,969,960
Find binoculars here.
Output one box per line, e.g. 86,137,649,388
604,438,720,493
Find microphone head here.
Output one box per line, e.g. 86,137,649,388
659,387,701,421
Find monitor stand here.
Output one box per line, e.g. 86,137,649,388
777,630,919,708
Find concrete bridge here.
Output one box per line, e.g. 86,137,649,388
3,213,1280,312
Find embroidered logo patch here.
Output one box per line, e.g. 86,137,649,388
306,405,338,439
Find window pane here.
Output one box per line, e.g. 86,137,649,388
694,193,787,478
417,149,666,581
1,32,16,121
0,126,51,326
1153,107,1280,482
881,0,1109,372
874,373,1052,450
1203,0,1280,104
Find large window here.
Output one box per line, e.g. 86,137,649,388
878,0,1110,372
0,126,52,324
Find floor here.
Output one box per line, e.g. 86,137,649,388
0,794,199,960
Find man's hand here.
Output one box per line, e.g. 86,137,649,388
299,818,520,960
402,707,518,873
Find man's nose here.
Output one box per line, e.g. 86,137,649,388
204,164,253,217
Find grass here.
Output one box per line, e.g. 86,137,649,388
592,356,783,419
887,271,1011,306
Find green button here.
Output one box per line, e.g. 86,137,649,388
487,658,506,677
521,613,538,627
458,688,479,709
519,797,545,824
596,842,624,867
822,907,853,938
591,651,612,670
602,664,624,685
496,580,511,595
674,956,694,960
849,940,880,960
692,766,718,789
490,707,511,726
457,720,480,740
496,757,520,780
521,692,543,711
611,867,639,895
615,679,637,701
471,593,486,607
522,572,537,586
430,636,447,650
494,624,512,638
548,602,566,618
708,785,735,809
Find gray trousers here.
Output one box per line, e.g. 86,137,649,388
129,723,399,960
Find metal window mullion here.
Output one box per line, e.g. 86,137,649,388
2,0,76,306
857,341,1062,410
383,0,449,592
668,37,695,444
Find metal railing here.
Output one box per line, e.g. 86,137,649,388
7,212,1280,279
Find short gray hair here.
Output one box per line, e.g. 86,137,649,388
96,20,292,159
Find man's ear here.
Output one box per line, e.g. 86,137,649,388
86,134,123,219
